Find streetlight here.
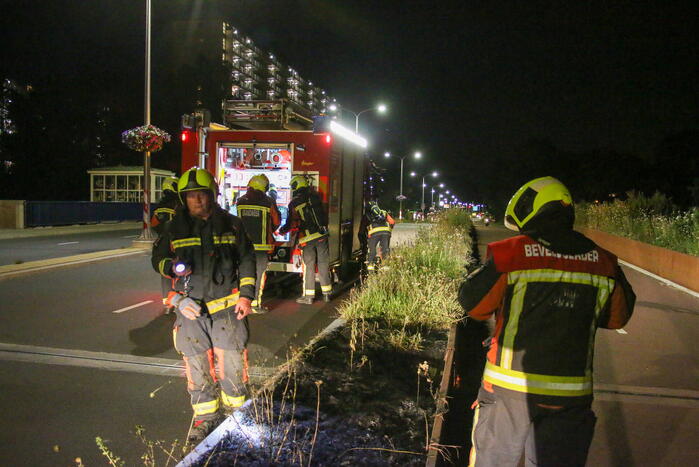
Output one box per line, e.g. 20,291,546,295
329,103,387,133
138,0,154,241
411,170,438,212
385,151,421,219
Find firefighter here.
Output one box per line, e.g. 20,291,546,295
151,168,256,447
459,176,635,467
361,200,395,272
278,175,332,304
151,176,181,313
236,174,281,312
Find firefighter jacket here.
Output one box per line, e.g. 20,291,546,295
366,209,395,238
459,229,635,405
150,191,181,236
236,188,281,252
151,204,257,315
278,187,328,245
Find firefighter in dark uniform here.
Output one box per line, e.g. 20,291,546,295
151,168,257,447
150,176,181,313
459,176,636,467
361,200,395,272
236,174,281,312
278,175,332,304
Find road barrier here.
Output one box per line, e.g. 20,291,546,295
24,201,154,227
580,228,699,293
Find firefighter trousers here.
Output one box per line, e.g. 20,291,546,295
253,251,269,306
367,232,391,265
301,237,332,297
174,311,249,420
469,388,596,467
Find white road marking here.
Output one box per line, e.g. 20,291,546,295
57,241,79,246
111,300,153,314
619,259,699,298
122,235,138,238
616,328,628,334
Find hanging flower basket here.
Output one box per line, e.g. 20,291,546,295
121,124,172,153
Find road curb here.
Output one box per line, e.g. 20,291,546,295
0,222,141,240
0,248,145,279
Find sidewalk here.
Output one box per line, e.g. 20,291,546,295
0,221,141,240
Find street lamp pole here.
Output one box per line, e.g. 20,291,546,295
388,151,420,220
329,104,386,134
139,0,154,241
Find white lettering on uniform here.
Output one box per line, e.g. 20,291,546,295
523,243,599,262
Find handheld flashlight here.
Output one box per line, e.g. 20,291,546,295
173,260,191,277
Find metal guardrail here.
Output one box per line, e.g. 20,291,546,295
25,201,153,227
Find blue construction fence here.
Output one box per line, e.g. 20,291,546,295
25,201,155,227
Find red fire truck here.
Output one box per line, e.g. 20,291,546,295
180,100,368,279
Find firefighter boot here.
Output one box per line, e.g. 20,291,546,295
295,295,314,305
322,293,331,303
186,417,220,448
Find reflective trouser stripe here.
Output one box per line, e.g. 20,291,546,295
206,292,240,315
468,403,480,467
305,289,316,296
321,284,332,293
483,361,592,397
192,399,219,417
221,391,246,409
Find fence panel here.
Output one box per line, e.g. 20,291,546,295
24,201,153,227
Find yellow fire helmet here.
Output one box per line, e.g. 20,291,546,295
161,176,179,194
290,175,309,192
177,168,217,201
247,174,270,192
504,176,573,231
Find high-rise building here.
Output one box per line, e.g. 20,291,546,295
165,20,335,116
222,22,333,113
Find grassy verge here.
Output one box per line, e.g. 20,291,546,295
99,209,475,465
339,208,474,351
576,191,699,256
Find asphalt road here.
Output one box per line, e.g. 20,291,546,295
0,250,342,465
1,221,696,465
473,221,699,466
0,229,142,265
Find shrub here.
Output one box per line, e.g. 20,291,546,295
576,191,699,256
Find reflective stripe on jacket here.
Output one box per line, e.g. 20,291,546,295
150,192,181,235
236,189,281,252
368,211,395,237
151,205,257,314
279,188,328,245
459,233,635,403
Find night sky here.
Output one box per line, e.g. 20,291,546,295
1,0,697,206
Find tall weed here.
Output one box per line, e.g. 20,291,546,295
339,209,474,350
576,191,699,256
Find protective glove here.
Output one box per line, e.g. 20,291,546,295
168,292,201,320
